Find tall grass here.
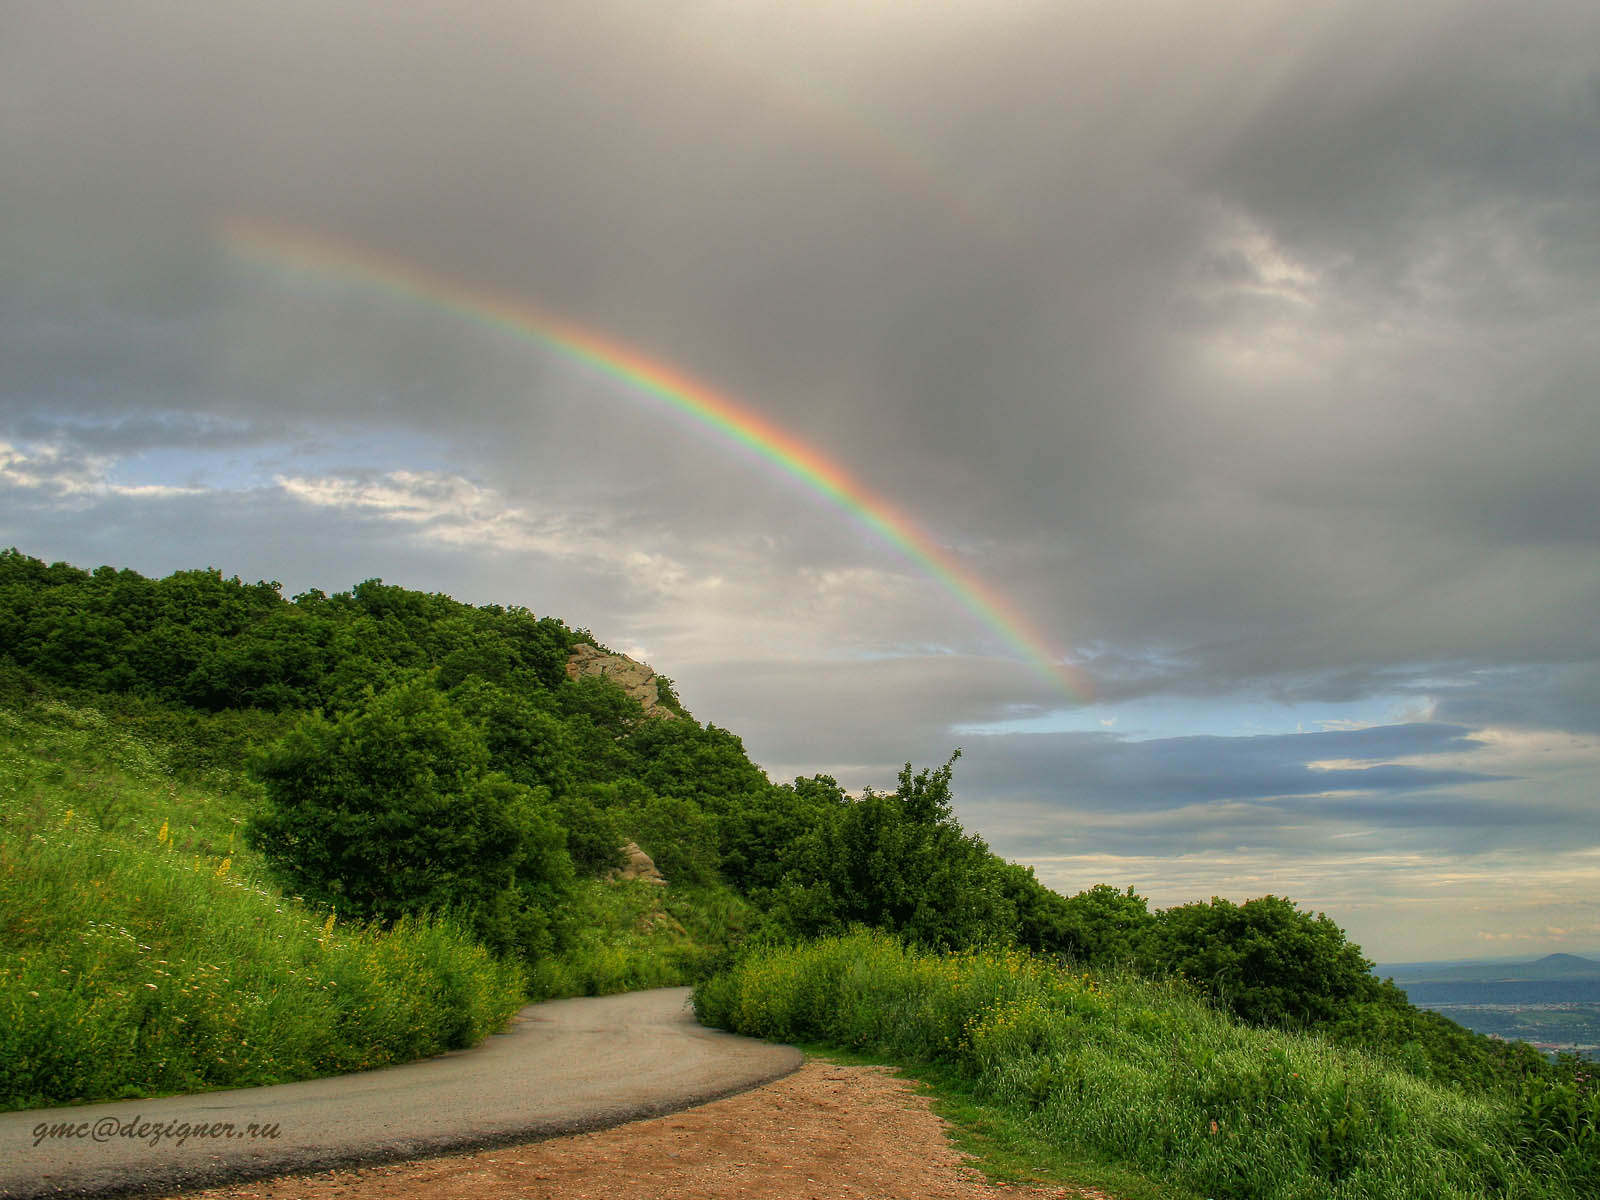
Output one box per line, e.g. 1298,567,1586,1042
528,876,757,999
696,932,1570,1200
0,696,525,1111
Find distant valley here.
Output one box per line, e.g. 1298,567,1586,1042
1378,954,1600,1059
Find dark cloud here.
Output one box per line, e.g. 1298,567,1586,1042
2,1,1597,957
957,723,1496,811
1432,663,1600,735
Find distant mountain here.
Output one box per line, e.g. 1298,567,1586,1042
1381,953,1600,984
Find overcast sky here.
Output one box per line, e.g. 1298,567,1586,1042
4,1,1597,961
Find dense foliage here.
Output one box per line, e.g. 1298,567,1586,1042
0,549,573,713
3,546,1592,1185
249,678,575,958
759,756,1020,949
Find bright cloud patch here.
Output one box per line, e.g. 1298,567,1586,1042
0,442,205,502
276,469,623,560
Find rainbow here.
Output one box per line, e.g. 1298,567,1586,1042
220,218,1089,700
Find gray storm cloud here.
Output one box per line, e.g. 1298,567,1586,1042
3,1,1597,957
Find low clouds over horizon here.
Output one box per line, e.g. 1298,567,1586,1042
3,1,1597,959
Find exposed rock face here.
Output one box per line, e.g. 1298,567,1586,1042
565,644,679,720
609,841,667,885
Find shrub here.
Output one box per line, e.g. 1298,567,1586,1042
1058,883,1156,965
247,678,574,957
760,756,1018,950
0,693,525,1110
1147,895,1377,1029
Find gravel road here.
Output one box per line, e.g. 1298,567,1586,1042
0,987,801,1199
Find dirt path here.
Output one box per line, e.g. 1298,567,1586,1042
168,1060,1111,1200
2,989,799,1199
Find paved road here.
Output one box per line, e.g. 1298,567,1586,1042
0,987,801,1199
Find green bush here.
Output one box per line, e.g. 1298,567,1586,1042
621,789,721,886
1515,1064,1600,1192
527,878,757,999
1058,883,1157,964
447,677,576,796
716,774,845,893
624,719,769,815
1147,896,1378,1029
247,678,575,957
0,551,574,714
549,791,627,876
760,756,1018,949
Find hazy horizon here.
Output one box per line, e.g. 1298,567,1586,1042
4,2,1597,961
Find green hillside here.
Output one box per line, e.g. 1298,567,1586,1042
699,933,1574,1199
2,547,1596,1197
0,686,524,1109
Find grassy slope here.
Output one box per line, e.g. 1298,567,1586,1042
697,932,1565,1200
801,1041,1200,1200
0,691,525,1111
0,683,756,1111
11,666,1575,1197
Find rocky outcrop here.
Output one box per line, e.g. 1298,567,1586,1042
608,840,666,885
565,644,680,720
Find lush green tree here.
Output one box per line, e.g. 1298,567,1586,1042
1058,884,1157,965
620,786,721,886
717,775,845,893
764,756,1018,950
0,552,578,715
447,678,575,794
555,676,644,782
182,609,332,711
247,678,574,957
996,861,1078,954
436,639,516,691
1148,895,1378,1028
25,607,132,690
127,623,208,702
153,569,282,641
548,791,627,876
317,615,422,712
626,719,769,816
493,608,573,692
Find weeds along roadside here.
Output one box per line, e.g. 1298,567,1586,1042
527,876,756,1000
0,694,525,1112
695,931,1581,1200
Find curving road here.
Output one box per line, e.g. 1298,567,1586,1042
0,987,801,1199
